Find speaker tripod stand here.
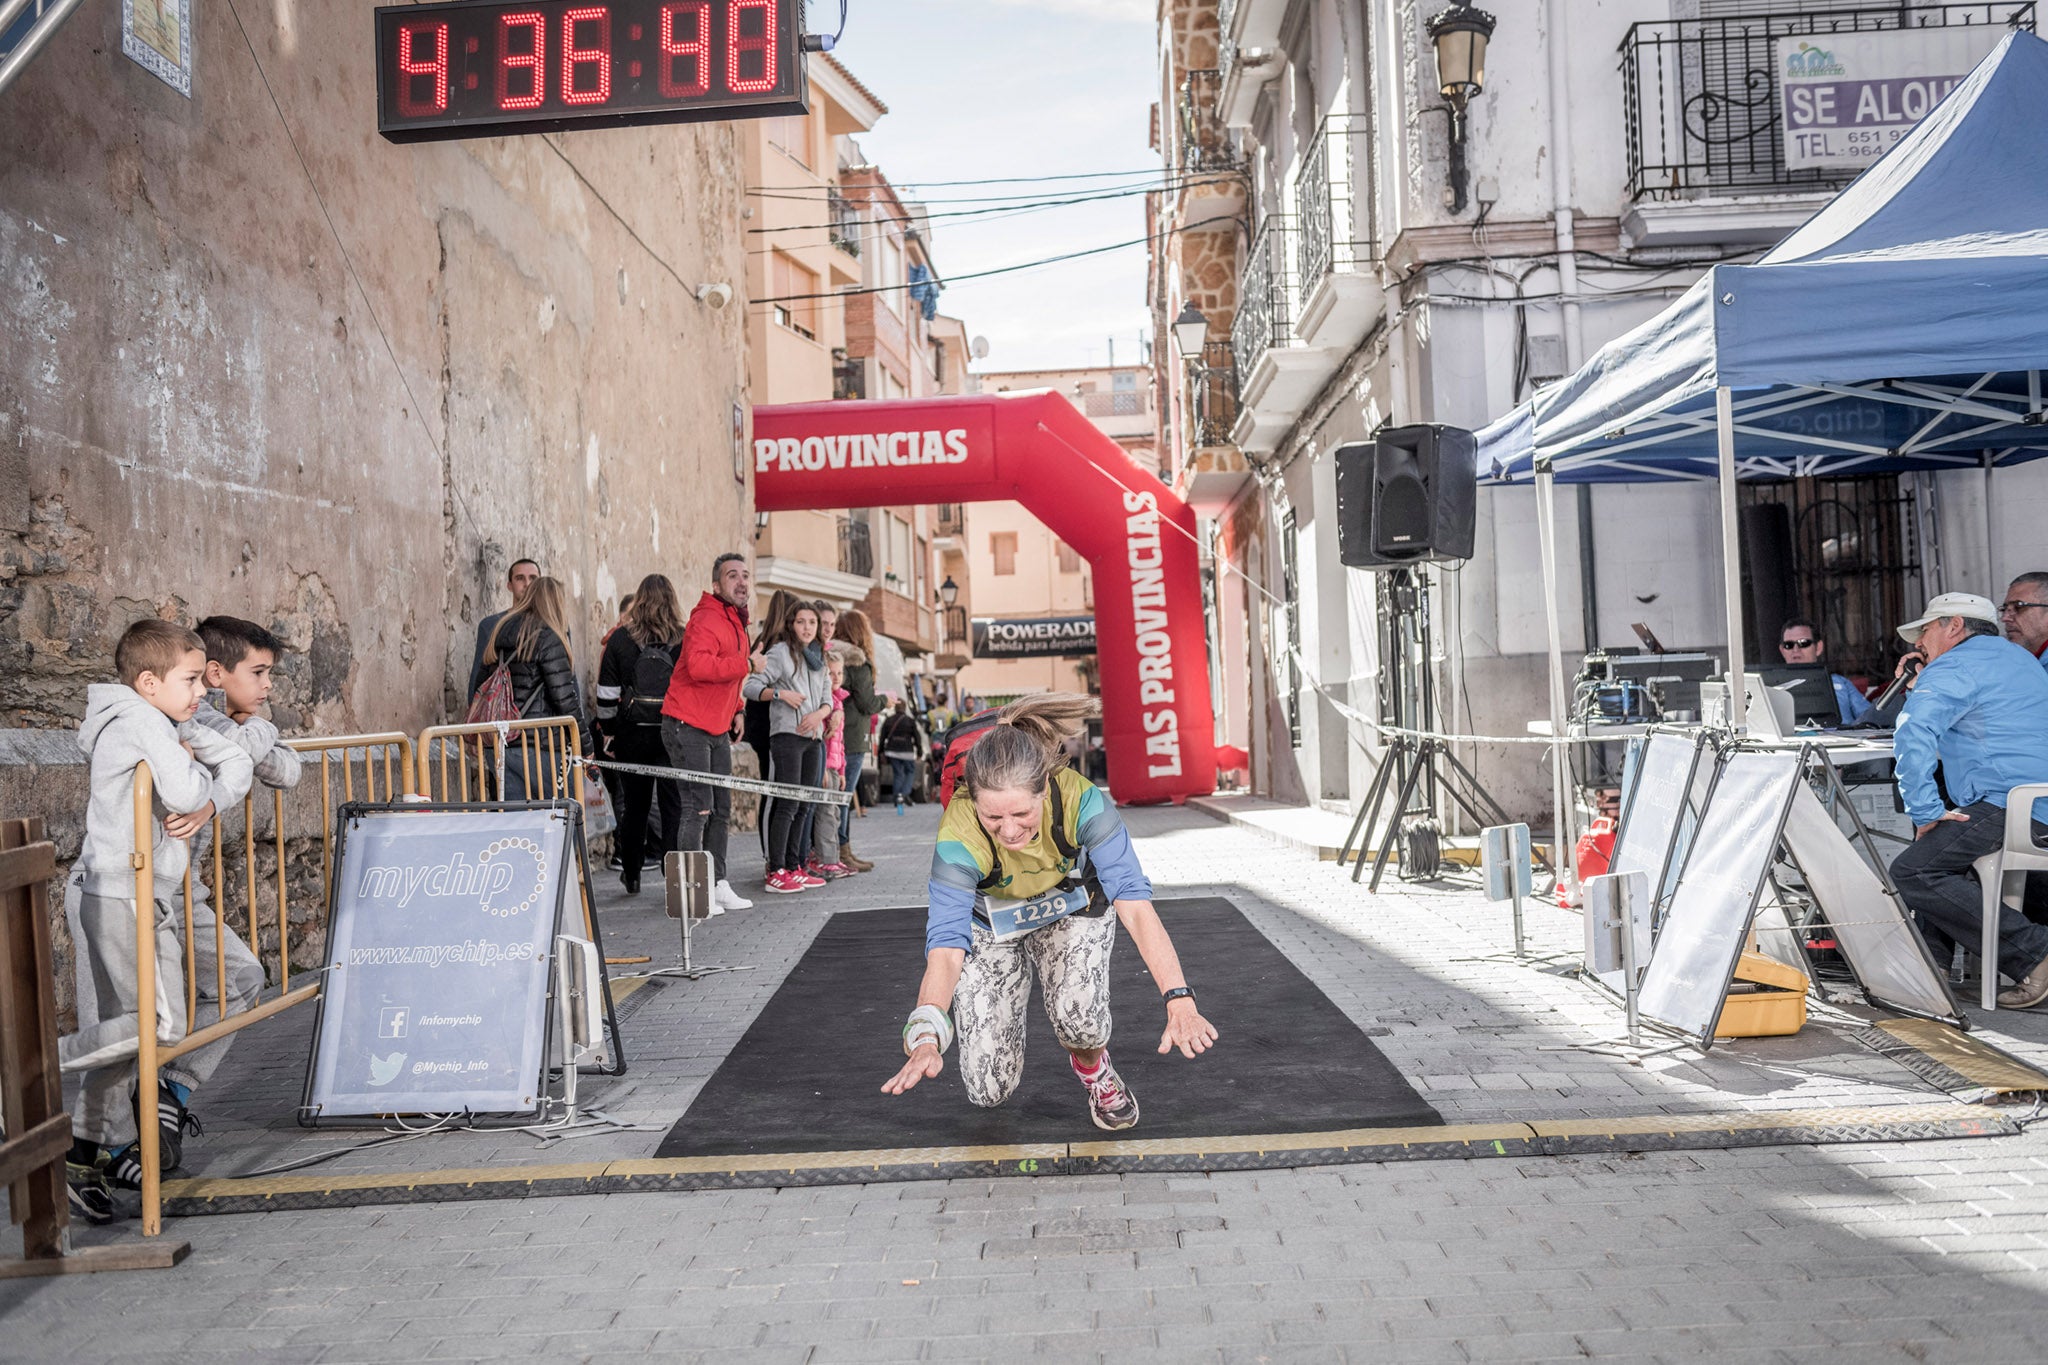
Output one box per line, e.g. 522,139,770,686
1338,732,1552,892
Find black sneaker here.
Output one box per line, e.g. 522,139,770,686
101,1143,147,1192
134,1080,200,1171
1077,1053,1140,1132
66,1158,117,1225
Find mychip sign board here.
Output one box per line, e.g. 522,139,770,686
305,805,575,1118
1778,26,2004,170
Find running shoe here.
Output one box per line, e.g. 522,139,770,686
66,1159,117,1225
101,1143,147,1192
762,869,805,895
713,879,752,911
805,858,850,881
1075,1053,1140,1132
794,868,827,888
134,1079,200,1172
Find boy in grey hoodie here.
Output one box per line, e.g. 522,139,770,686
64,620,254,1212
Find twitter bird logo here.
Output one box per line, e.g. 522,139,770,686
368,1051,406,1086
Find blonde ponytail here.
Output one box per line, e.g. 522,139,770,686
961,692,1099,799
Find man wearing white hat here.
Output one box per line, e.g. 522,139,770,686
1887,592,2048,1009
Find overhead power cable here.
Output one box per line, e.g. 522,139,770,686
751,213,1239,306
746,167,1171,193
746,176,1239,240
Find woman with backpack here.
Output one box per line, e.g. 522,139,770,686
743,601,834,894
879,694,1217,1133
878,700,922,812
597,574,685,896
832,609,882,870
471,575,591,800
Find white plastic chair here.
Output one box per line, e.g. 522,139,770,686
1972,783,2048,1011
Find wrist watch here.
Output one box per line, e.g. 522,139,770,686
1162,986,1195,1005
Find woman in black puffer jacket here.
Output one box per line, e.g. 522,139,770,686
476,574,592,799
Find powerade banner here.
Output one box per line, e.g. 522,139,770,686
972,615,1097,659
1778,27,2003,170
305,806,573,1117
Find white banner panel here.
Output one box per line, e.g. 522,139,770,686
1778,26,2005,170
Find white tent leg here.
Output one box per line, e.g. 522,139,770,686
1984,453,2000,591
1717,387,1749,730
1535,460,1576,886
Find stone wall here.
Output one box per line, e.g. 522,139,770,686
3,5,758,1018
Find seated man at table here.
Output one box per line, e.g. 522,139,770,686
1887,593,2048,1009
1776,617,1873,724
2001,571,2048,679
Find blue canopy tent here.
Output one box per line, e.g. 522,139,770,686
1475,29,2048,755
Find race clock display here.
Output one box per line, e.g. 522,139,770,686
375,0,807,143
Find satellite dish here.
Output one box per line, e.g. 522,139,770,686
969,336,991,360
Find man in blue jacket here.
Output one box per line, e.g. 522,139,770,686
1888,593,2048,1009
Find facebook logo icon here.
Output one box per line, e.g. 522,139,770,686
378,1006,410,1040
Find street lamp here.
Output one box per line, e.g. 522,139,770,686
939,575,959,607
1171,301,1209,358
1426,0,1496,215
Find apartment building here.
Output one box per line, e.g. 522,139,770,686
1151,0,2038,820
744,57,975,705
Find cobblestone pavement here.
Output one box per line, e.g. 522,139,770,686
7,800,2048,1360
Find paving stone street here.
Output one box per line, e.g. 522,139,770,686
7,800,2048,1362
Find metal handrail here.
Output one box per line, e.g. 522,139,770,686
1295,112,1376,307
1618,3,2032,200
1231,216,1296,370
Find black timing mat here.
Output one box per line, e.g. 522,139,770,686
655,897,1440,1157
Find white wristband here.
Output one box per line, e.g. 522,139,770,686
903,1004,954,1056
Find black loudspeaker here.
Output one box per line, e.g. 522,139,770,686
1336,425,1477,568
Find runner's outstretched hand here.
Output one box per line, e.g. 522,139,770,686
1158,1003,1218,1059
882,1042,944,1094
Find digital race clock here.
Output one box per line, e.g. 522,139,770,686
375,0,807,143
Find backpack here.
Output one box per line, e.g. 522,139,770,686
465,660,541,724
626,639,679,725
935,708,1002,808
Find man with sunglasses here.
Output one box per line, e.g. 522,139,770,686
1776,617,1873,724
2002,572,2048,677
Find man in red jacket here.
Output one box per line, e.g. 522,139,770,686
662,553,765,912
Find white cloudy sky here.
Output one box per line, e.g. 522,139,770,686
821,0,1161,372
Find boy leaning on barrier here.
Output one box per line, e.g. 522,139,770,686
61,620,254,1223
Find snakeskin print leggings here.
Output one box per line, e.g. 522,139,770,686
953,911,1116,1108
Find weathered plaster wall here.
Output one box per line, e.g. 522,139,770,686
2,3,756,1018
2,2,753,736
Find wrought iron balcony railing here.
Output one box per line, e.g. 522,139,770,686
1231,216,1296,373
1620,3,2031,201
941,605,969,650
1081,390,1149,419
1188,339,1240,451
827,190,862,256
837,517,874,579
934,503,965,537
1178,69,1242,173
1295,112,1375,308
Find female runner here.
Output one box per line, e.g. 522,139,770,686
880,694,1217,1128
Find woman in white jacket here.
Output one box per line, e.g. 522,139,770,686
742,603,834,893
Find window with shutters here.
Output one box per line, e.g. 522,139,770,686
991,532,1018,576
770,253,819,341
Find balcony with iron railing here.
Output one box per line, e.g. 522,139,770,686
934,503,965,538
828,190,862,257
1620,3,2031,204
1292,112,1382,352
1230,215,1336,456
1178,69,1242,173
837,516,874,579
1177,338,1252,515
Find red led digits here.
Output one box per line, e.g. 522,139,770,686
496,10,546,110
658,2,710,98
561,7,612,105
727,0,776,94
395,20,449,116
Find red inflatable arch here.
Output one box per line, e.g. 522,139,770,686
753,391,1216,805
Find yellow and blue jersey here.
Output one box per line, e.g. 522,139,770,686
925,767,1152,954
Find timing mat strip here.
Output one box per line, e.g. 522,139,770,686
158,1101,2022,1217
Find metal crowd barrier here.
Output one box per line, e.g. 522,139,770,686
128,732,416,1236
415,717,585,805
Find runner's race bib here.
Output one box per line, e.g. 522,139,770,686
980,884,1083,942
